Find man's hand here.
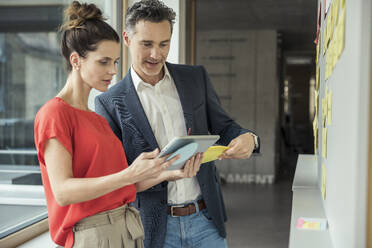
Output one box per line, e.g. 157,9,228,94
166,153,203,181
219,133,255,160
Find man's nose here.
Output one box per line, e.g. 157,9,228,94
150,47,161,60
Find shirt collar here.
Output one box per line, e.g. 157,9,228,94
131,64,171,91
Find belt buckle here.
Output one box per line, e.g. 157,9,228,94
170,204,185,217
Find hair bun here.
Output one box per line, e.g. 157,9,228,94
62,1,105,30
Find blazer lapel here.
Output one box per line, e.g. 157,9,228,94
167,63,194,134
116,73,159,149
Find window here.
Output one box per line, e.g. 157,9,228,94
0,1,117,243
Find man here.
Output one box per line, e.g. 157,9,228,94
95,1,260,247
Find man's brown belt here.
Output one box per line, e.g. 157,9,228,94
168,199,206,217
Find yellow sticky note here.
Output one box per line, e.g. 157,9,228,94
330,3,334,39
326,50,331,80
323,24,327,56
202,146,229,163
336,22,342,60
296,217,327,230
303,221,321,229
321,98,325,125
327,91,332,125
316,67,320,90
314,90,319,116
341,0,345,9
335,0,340,24
334,44,337,67
316,42,319,65
313,117,318,154
322,127,327,158
339,7,346,54
334,26,340,61
322,96,328,127
321,163,326,200
327,13,332,47
329,52,332,76
313,114,318,128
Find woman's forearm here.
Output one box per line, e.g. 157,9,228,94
135,170,173,192
53,169,135,206
44,139,173,206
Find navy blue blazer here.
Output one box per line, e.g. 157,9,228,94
95,62,259,248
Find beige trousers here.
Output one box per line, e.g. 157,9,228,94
72,204,144,248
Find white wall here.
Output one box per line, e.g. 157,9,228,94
316,0,371,247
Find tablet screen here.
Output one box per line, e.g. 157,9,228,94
158,135,220,170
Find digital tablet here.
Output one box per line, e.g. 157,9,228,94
158,135,220,170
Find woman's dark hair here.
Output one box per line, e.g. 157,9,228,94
125,0,176,37
60,1,120,71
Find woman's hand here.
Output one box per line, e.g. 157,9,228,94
134,152,203,192
129,148,180,183
166,153,203,181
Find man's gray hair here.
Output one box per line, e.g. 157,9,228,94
125,0,176,37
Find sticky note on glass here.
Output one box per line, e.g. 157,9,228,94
321,163,327,200
315,67,320,90
313,117,318,153
341,0,345,9
322,127,327,158
327,91,332,125
296,217,328,230
202,146,229,163
334,0,340,24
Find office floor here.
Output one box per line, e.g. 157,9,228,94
222,180,292,248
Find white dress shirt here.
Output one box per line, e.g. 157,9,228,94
131,65,201,205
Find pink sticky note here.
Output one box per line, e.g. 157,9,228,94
296,218,305,228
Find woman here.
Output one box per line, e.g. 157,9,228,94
34,1,202,247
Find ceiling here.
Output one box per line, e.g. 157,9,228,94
196,0,318,53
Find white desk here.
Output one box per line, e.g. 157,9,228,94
289,154,333,248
